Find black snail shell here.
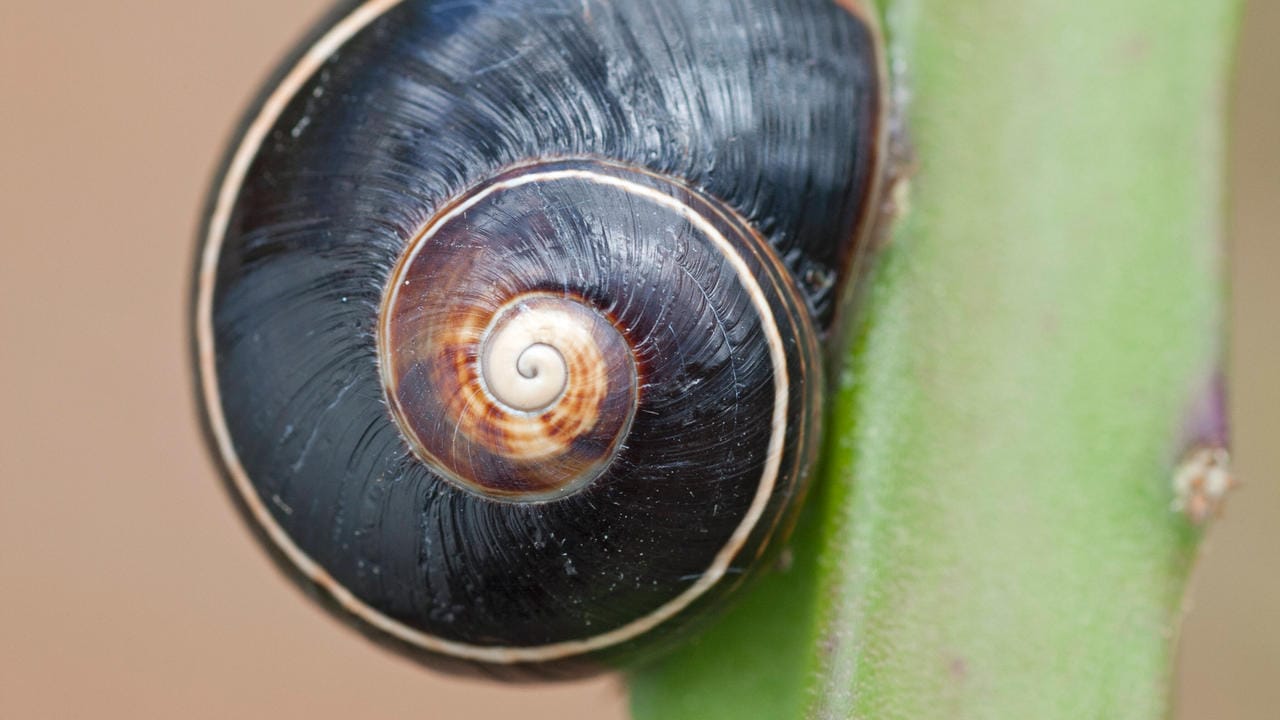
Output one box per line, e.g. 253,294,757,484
194,0,884,677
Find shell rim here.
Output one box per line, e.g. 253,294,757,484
194,0,799,664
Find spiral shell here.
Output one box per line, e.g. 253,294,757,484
195,0,883,676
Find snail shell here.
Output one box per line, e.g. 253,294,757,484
195,0,884,677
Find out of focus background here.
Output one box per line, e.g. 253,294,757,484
0,2,1274,718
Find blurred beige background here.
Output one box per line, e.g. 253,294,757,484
0,2,1274,718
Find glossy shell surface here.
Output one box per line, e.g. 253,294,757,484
195,0,883,676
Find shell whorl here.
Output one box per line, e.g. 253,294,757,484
377,162,791,502
381,262,639,500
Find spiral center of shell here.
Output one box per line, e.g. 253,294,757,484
380,286,637,500
481,308,572,413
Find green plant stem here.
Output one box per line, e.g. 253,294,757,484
630,0,1240,717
